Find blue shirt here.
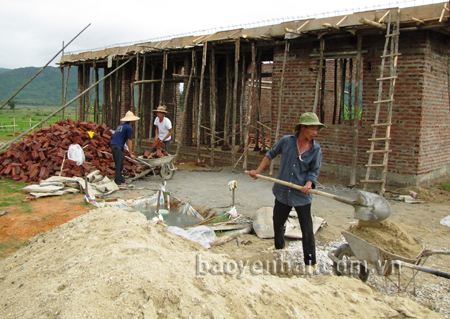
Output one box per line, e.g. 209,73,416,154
266,133,322,207
110,123,133,147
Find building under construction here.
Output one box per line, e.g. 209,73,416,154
59,2,450,192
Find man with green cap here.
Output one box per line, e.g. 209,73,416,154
249,112,326,275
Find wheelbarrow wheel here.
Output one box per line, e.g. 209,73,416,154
160,164,174,180
333,244,370,282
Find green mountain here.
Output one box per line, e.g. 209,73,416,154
0,66,79,106
0,68,11,74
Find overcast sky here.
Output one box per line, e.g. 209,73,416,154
0,0,441,69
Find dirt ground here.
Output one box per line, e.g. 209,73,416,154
1,161,449,318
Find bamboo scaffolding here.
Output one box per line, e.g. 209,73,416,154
349,34,363,186
339,59,346,124
0,57,134,153
210,46,217,166
159,51,167,106
0,24,90,110
231,38,240,169
270,41,289,175
243,43,256,170
313,38,325,113
94,64,99,123
149,65,156,141
254,50,263,151
197,42,208,161
223,53,231,150
176,49,196,158
239,53,246,148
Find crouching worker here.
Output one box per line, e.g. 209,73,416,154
151,105,172,154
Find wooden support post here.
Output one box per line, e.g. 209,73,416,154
210,46,217,166
350,34,362,187
176,49,196,158
149,65,156,141
313,38,325,113
333,60,338,124
138,56,146,153
231,38,240,169
254,50,263,151
239,53,246,149
270,41,289,175
223,53,231,150
348,58,353,126
159,51,167,106
243,42,256,170
339,58,346,124
60,55,65,120
197,42,208,161
94,65,99,123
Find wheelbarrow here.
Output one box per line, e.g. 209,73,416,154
328,230,450,291
134,155,178,180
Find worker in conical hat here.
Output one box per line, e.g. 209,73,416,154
110,110,140,185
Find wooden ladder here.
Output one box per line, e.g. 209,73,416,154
362,9,400,195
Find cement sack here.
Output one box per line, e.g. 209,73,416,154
253,207,274,239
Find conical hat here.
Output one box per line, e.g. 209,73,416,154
120,111,140,122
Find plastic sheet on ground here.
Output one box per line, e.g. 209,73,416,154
21,175,119,198
167,225,216,249
440,215,450,227
252,206,325,239
89,192,204,221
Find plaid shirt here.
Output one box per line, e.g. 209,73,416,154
266,132,322,207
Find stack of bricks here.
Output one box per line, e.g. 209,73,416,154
0,118,145,182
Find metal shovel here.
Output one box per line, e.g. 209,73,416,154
245,171,391,222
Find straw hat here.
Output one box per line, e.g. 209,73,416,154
294,112,326,131
153,105,168,113
120,111,140,122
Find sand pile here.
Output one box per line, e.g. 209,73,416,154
348,220,424,259
0,208,442,318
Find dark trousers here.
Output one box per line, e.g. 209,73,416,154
273,199,316,266
111,144,125,185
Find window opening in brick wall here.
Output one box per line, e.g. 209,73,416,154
320,57,362,125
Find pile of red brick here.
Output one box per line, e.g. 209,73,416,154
0,118,146,182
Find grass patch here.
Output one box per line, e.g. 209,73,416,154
0,240,27,259
442,183,450,191
0,105,77,141
211,213,231,224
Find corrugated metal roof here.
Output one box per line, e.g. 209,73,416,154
59,2,448,65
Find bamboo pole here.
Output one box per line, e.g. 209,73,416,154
348,58,353,126
176,49,196,158
159,51,167,106
239,52,246,149
350,34,362,187
243,42,256,170
223,53,231,149
270,41,289,175
0,24,91,110
62,65,71,120
333,60,338,124
149,65,156,141
94,65,99,123
60,45,65,120
231,38,240,169
339,59,346,124
197,42,208,161
210,45,217,166
313,38,325,113
138,55,146,153
254,50,262,151
0,57,134,153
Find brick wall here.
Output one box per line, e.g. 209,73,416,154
271,31,450,186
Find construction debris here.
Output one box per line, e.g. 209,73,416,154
0,118,147,182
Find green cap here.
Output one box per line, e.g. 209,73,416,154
294,112,327,131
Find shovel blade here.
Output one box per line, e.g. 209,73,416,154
354,190,391,222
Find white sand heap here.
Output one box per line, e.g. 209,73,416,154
0,208,442,318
